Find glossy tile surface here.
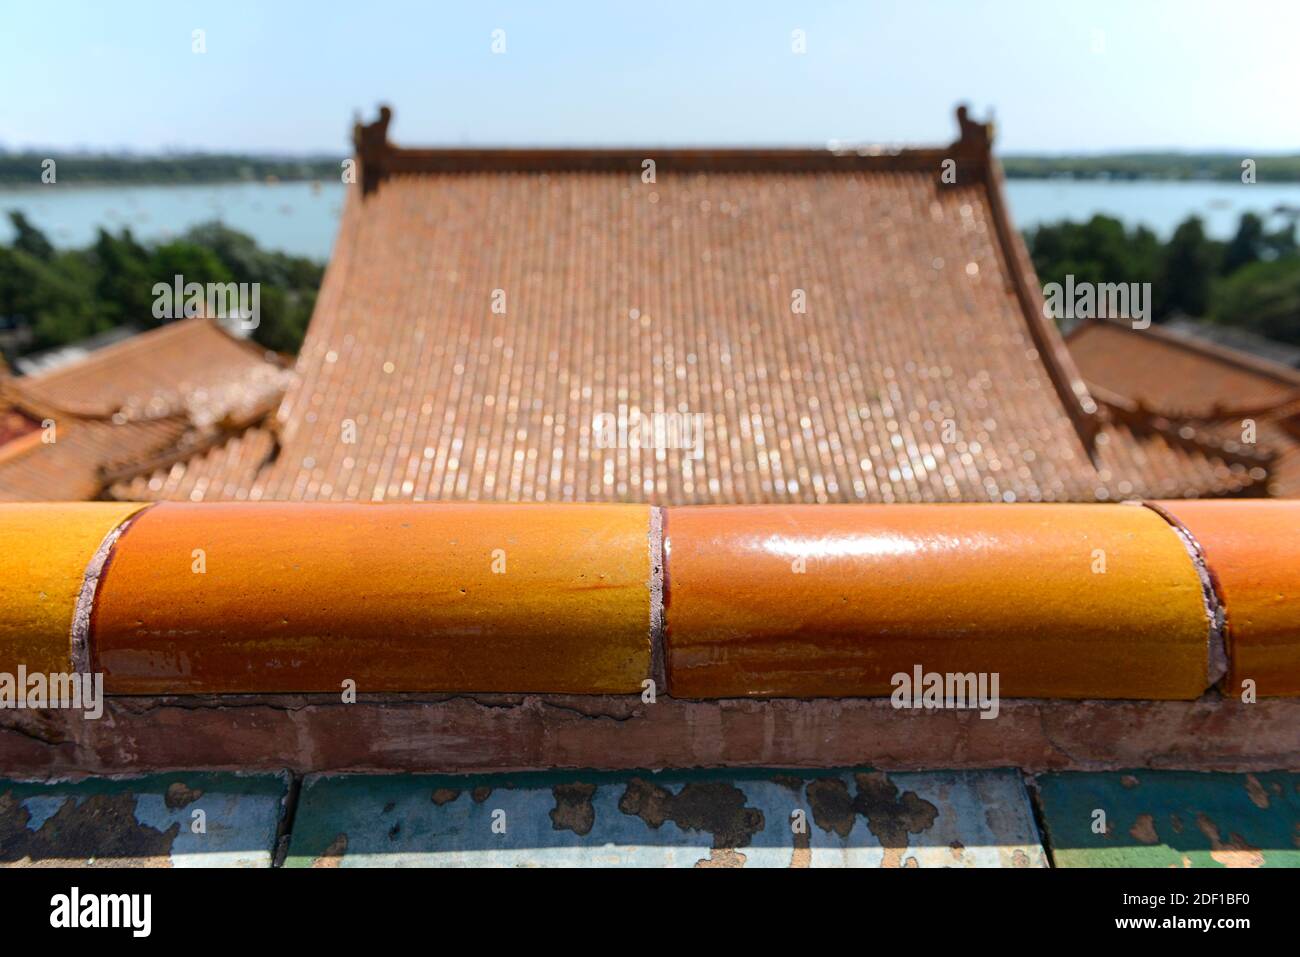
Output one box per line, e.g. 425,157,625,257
665,503,1210,699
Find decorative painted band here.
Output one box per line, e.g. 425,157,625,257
0,501,1292,699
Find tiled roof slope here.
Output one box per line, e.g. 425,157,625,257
1069,318,1300,418
0,319,289,501
1069,319,1300,497
147,107,1264,503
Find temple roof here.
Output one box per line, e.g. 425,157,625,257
27,107,1269,504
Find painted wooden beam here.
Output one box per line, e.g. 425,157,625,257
284,768,1045,868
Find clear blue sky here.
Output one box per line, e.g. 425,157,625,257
3,0,1297,154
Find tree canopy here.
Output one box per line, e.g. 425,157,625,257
1027,210,1300,347
0,213,322,360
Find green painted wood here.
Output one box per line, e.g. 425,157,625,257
1035,770,1300,868
0,772,289,867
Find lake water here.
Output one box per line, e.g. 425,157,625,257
1,178,1297,262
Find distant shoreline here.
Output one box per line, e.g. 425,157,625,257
2,152,1300,187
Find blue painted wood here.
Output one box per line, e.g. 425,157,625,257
0,772,288,867
285,768,1045,868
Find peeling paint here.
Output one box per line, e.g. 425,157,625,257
806,771,940,867
1129,814,1158,844
1244,774,1270,809
0,791,177,867
164,782,203,810
0,773,287,868
284,768,1045,868
618,778,764,850
550,782,596,836
1195,814,1265,868
1036,770,1300,868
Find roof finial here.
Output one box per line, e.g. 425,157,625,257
353,105,394,196
954,103,994,153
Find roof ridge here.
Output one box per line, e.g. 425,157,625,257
351,103,997,195
1,377,120,423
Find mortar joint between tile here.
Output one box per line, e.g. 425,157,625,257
649,505,666,690
70,504,154,675
1140,500,1228,688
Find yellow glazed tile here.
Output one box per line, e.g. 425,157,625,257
665,503,1211,699
95,502,653,693
0,502,147,674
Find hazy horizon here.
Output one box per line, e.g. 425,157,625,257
3,0,1298,155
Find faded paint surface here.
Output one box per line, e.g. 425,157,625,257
0,502,144,674
285,768,1045,868
1035,770,1300,868
0,772,288,867
666,504,1209,699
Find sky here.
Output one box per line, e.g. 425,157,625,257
3,0,1298,154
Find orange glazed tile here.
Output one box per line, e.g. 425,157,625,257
664,504,1210,700
93,503,653,694
0,502,147,674
1156,500,1300,697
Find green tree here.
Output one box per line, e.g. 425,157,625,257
1222,212,1264,275
8,211,54,261
1159,216,1219,318
92,227,152,326
1211,259,1300,344
145,241,234,325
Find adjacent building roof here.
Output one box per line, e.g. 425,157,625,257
1068,318,1300,496
0,319,289,501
